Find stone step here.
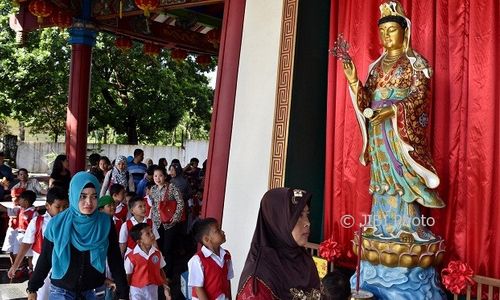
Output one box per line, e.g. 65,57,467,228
0,253,28,300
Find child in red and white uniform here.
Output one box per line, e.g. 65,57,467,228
16,190,39,270
98,195,122,235
0,187,24,265
110,183,128,222
119,196,159,256
125,223,171,300
188,218,233,300
7,187,68,300
98,195,123,300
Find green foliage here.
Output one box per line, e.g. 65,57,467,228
0,4,70,142
0,9,214,144
90,33,214,144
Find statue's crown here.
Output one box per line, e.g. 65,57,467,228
379,1,407,19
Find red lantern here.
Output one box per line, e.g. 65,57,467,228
170,49,188,62
134,0,159,17
115,36,133,51
28,0,54,24
51,9,72,28
143,43,161,57
196,54,212,66
206,28,221,47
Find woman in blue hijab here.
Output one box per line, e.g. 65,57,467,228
27,172,128,300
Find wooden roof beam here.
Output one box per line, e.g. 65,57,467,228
93,0,224,20
99,21,218,55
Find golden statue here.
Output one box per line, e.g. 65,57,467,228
336,3,447,299
342,1,445,245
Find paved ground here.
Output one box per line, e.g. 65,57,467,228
0,253,27,300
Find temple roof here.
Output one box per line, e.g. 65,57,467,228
10,0,223,55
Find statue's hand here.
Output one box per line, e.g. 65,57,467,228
371,106,395,125
342,60,358,84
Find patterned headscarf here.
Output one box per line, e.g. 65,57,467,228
111,155,129,188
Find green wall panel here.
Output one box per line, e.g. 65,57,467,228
284,0,330,243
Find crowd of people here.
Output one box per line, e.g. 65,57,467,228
1,149,352,300
0,149,209,299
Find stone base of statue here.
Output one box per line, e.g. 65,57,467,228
350,233,447,300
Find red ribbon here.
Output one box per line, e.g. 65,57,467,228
441,260,475,295
319,237,342,263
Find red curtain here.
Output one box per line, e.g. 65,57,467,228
325,0,500,278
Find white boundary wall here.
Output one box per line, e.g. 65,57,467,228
222,0,284,294
16,140,208,173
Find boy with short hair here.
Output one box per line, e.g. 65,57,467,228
119,196,159,255
7,187,68,299
97,195,122,300
110,183,128,222
188,218,233,300
321,270,351,300
16,190,39,261
125,223,171,300
98,195,122,235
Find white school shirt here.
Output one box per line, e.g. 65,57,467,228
13,179,43,194
187,245,234,300
23,212,51,267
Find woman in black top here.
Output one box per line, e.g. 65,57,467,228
49,154,72,192
27,172,128,300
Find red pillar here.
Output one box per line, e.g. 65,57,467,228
201,0,246,222
66,23,97,175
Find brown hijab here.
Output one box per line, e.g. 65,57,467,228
238,188,320,299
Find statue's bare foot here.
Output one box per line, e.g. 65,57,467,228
399,232,415,243
416,227,435,241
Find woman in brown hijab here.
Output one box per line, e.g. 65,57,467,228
237,188,321,299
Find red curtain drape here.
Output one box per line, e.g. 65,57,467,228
325,0,500,278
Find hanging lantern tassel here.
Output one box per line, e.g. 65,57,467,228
145,17,150,34
120,0,123,19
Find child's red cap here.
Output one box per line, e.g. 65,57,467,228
11,187,26,198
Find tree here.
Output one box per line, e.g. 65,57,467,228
90,33,214,144
0,6,70,142
0,5,214,144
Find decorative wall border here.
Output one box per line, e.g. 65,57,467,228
269,0,299,189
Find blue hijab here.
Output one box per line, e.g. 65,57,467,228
44,172,111,279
